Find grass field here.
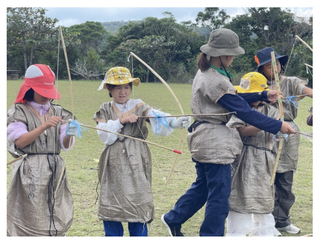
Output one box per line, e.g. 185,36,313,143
6,80,313,237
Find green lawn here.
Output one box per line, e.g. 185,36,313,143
6,80,313,236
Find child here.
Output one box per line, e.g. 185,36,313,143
7,64,77,236
93,66,191,236
161,28,296,237
255,47,313,234
226,72,281,237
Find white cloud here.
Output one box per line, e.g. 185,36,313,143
57,18,81,27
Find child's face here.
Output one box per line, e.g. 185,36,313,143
109,84,132,104
33,92,50,105
261,59,281,81
220,55,235,67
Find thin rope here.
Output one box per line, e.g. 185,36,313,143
136,119,167,182
283,37,297,76
126,54,167,181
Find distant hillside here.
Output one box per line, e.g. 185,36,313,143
101,21,131,32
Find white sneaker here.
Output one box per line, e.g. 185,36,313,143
277,224,300,234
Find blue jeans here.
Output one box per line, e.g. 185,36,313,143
164,160,231,236
103,221,148,236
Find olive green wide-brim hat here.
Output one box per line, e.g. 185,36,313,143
98,66,140,91
200,28,245,57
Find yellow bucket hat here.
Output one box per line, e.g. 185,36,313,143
235,72,270,93
98,66,140,90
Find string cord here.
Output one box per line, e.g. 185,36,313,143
47,155,58,236
127,56,168,182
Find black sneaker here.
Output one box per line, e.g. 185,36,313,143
161,214,184,236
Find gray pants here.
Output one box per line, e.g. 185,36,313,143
272,171,295,228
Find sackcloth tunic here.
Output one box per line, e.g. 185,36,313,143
7,103,74,236
269,76,307,172
227,104,279,214
188,68,243,164
94,101,154,223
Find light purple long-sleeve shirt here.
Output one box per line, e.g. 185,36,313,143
7,101,74,151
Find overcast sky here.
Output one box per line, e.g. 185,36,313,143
44,7,313,27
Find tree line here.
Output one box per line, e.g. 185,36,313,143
7,7,313,87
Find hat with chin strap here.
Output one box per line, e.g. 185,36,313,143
98,66,140,91
14,64,60,104
200,28,245,57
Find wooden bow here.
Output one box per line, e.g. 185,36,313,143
270,51,285,185
128,52,185,185
55,26,76,196
295,35,313,52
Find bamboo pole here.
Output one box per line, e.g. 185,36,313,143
7,154,27,166
295,35,313,52
137,112,236,119
79,123,181,154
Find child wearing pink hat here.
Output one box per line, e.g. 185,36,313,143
7,64,77,236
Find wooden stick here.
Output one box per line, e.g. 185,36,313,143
282,94,311,99
270,51,285,186
295,35,313,52
305,63,313,69
296,131,312,137
59,26,75,120
137,112,236,119
55,26,75,197
79,123,181,154
7,154,27,166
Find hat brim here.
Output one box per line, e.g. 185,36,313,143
200,45,245,57
14,82,60,103
235,85,270,93
258,55,288,67
32,86,61,100
98,78,140,91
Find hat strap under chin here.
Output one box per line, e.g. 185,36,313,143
219,57,232,82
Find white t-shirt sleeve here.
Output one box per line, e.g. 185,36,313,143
96,119,124,145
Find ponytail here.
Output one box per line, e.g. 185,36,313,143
198,53,211,72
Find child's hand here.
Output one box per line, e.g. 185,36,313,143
280,121,296,135
120,114,138,124
267,90,283,104
66,119,79,137
43,116,63,129
171,116,192,129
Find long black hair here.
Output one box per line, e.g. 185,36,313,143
23,88,34,102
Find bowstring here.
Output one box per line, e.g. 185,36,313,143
46,27,62,236
129,57,167,182
283,37,297,77
281,37,312,143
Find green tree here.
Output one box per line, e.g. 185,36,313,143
195,7,230,35
7,7,59,71
103,14,204,82
68,21,106,56
224,7,313,84
71,47,104,80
